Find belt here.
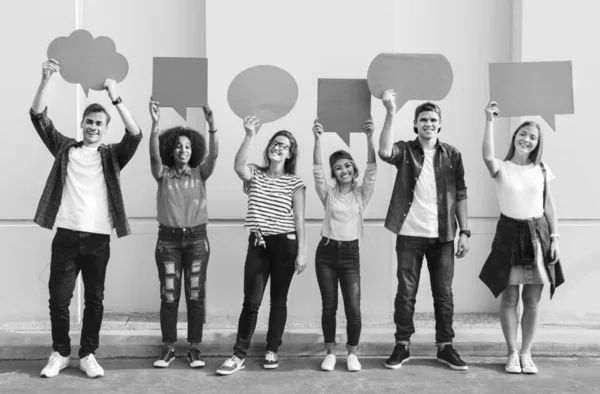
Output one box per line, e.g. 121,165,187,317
159,223,206,235
322,237,358,247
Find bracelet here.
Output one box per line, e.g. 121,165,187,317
208,129,217,134
111,97,122,105
550,233,560,240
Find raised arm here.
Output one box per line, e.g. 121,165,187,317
148,99,163,181
200,105,219,180
312,118,323,165
544,182,560,264
32,59,59,114
104,79,141,136
234,116,260,182
378,89,396,159
311,118,329,203
292,187,307,275
482,101,502,177
364,118,376,163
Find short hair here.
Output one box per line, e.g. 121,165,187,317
82,103,111,125
159,126,207,168
259,130,298,175
413,102,442,134
504,121,544,165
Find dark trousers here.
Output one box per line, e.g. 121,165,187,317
49,228,110,358
394,235,455,344
233,232,298,359
155,224,210,344
315,237,361,350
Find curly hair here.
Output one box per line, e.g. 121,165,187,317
258,130,298,175
159,126,207,168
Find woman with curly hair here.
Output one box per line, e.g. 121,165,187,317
148,99,219,369
217,115,306,375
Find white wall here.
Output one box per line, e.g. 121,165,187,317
1,0,596,324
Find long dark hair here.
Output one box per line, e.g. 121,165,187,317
159,126,207,168
504,121,543,165
258,130,298,175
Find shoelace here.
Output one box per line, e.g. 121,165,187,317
47,352,63,367
85,354,101,369
161,348,173,360
507,353,520,367
223,357,238,367
188,348,201,360
449,347,462,362
265,352,277,362
521,353,535,368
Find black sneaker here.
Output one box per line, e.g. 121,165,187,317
153,347,175,368
436,344,468,371
187,348,206,368
384,343,410,369
263,351,279,369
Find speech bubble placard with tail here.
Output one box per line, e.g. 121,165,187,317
489,61,574,130
367,53,453,112
227,65,298,123
152,57,208,121
47,29,128,96
317,78,371,147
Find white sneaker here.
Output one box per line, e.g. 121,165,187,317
40,351,70,378
347,354,361,372
505,351,521,373
321,354,336,371
520,353,538,374
79,354,104,378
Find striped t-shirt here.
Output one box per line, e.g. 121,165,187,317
243,164,305,235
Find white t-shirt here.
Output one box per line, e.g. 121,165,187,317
400,148,439,237
55,146,113,234
495,160,555,220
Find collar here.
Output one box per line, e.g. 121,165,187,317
409,137,447,154
168,166,193,178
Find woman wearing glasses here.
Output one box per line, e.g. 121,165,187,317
217,116,306,375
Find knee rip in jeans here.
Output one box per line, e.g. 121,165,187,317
189,260,202,300
162,261,177,303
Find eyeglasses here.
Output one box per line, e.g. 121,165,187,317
270,141,290,151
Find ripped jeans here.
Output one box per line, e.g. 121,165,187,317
155,224,210,344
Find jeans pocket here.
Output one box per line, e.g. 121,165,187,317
286,238,299,257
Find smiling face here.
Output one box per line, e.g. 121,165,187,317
267,136,291,163
332,158,356,185
81,112,109,147
413,110,441,140
172,136,192,166
513,124,539,156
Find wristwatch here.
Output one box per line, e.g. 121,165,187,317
459,230,471,238
111,97,122,105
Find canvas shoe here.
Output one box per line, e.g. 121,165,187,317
346,354,361,372
384,343,410,369
187,347,206,368
153,347,176,368
505,351,521,373
436,344,468,371
321,354,336,371
520,353,539,374
263,351,279,369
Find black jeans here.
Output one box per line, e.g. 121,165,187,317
315,237,361,351
49,228,110,358
394,235,455,344
233,232,297,359
155,224,210,344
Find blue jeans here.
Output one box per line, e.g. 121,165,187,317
155,224,210,344
233,232,298,359
49,228,110,358
315,238,361,351
394,235,455,344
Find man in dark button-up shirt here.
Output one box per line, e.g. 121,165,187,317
377,90,470,372
32,59,142,379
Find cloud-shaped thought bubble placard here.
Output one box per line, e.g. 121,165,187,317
227,65,298,123
47,29,128,96
367,53,453,112
489,61,574,130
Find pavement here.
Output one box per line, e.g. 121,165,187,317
1,357,599,394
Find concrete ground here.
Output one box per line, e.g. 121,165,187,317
1,357,599,394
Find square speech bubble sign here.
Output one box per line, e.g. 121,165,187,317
152,57,208,120
317,78,371,147
489,61,574,130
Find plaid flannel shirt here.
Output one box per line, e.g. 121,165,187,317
30,107,142,238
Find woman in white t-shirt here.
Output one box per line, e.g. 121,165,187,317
479,101,565,375
216,116,306,376
311,118,377,372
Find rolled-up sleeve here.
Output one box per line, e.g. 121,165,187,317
379,142,404,166
455,151,468,200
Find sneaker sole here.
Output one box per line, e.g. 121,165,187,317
216,365,245,375
153,358,175,368
41,362,69,378
384,357,410,370
321,364,336,371
263,363,279,369
522,369,538,374
79,366,104,378
189,360,206,368
505,367,522,374
437,358,468,371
